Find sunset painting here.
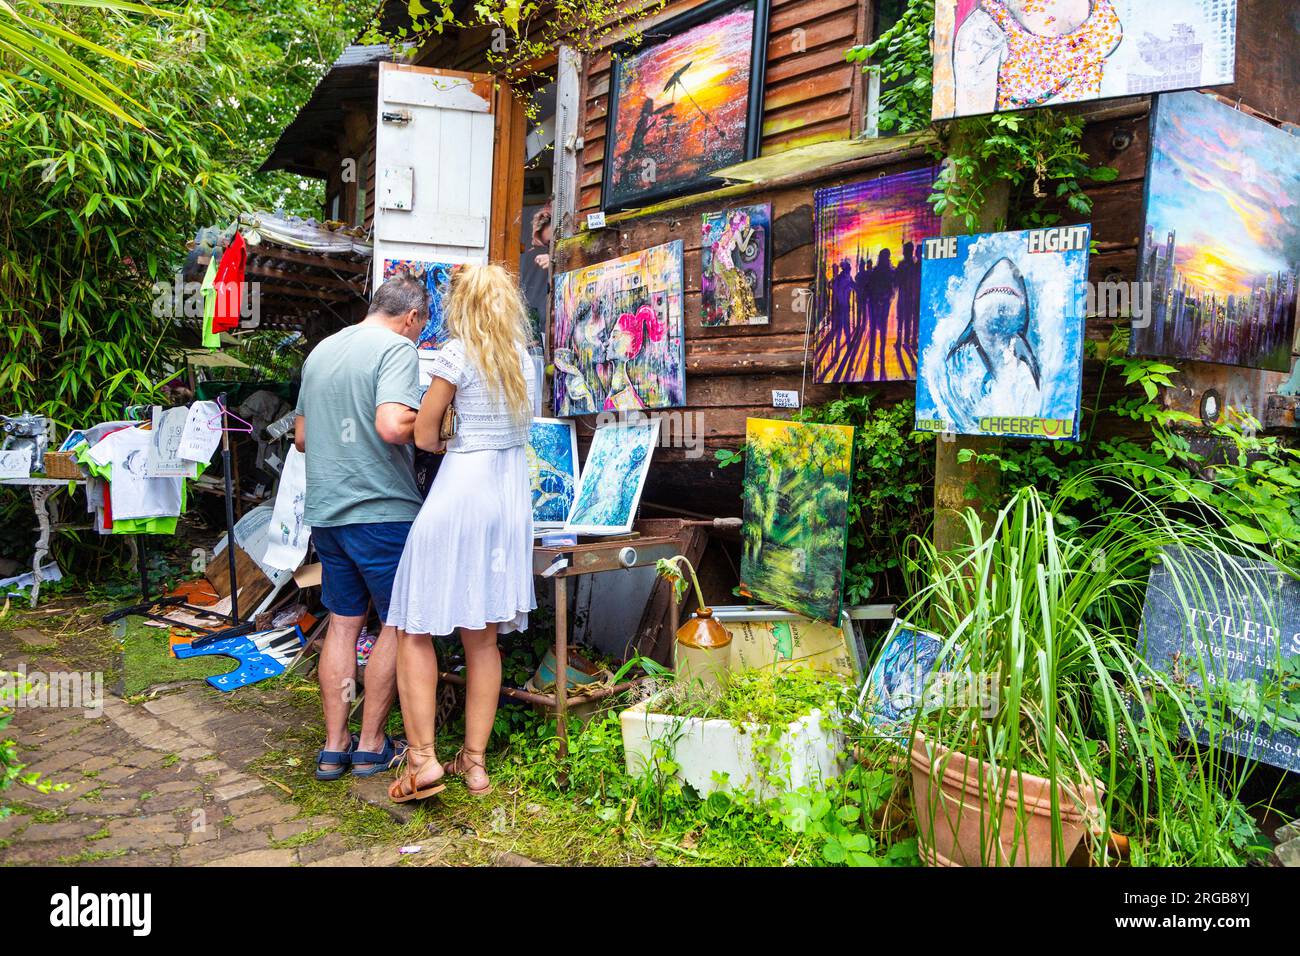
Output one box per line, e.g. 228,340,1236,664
812,167,942,383
1131,91,1300,371
603,0,766,210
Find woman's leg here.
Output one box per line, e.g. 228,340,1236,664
456,624,501,791
395,630,443,786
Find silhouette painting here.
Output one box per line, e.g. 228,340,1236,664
603,0,767,209
813,168,942,383
915,226,1090,440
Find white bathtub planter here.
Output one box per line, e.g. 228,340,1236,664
619,692,846,801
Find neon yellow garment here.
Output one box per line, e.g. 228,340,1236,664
74,439,207,535
200,257,221,349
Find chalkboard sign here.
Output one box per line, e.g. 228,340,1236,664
1140,545,1300,773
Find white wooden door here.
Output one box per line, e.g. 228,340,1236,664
372,63,496,289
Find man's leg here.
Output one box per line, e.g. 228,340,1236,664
356,623,398,754
319,611,364,769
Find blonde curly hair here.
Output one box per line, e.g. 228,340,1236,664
444,263,533,421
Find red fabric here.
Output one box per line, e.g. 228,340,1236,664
211,232,247,332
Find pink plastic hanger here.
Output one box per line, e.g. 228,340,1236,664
206,397,254,434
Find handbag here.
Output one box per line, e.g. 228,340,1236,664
439,402,458,442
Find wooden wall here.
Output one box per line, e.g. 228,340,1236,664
576,0,868,215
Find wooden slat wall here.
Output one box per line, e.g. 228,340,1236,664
578,0,866,214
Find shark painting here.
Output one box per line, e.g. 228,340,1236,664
915,226,1090,441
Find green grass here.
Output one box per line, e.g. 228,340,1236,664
122,618,232,696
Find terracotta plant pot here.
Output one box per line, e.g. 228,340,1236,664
910,734,1104,867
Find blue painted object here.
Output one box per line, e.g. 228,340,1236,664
173,625,305,692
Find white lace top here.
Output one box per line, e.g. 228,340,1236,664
428,338,535,453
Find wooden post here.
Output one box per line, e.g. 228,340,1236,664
932,129,1010,553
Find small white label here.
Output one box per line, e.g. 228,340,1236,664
586,211,607,230
772,390,801,410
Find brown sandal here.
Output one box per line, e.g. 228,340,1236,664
444,747,493,796
388,744,446,803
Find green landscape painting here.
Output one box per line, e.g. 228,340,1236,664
739,418,854,622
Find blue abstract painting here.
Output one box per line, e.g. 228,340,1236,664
383,258,454,350
527,418,580,528
915,225,1090,440
565,419,661,535
858,620,954,741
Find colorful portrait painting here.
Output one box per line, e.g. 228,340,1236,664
932,0,1237,121
915,225,1090,441
857,620,956,741
701,203,771,327
552,241,686,417
527,418,580,528
812,168,942,383
565,419,661,535
740,418,853,623
1131,92,1300,372
603,0,769,210
382,258,454,350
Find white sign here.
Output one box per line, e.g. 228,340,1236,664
772,390,801,410
177,401,223,463
586,211,607,231
0,448,32,480
262,447,311,572
144,406,198,479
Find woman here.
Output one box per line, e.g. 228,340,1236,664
952,0,1123,116
386,263,537,802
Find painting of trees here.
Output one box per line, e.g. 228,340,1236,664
739,418,854,621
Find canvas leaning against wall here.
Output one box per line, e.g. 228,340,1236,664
739,418,853,624
602,0,769,210
701,203,771,327
565,419,661,535
915,225,1090,441
552,241,687,416
383,258,454,350
1131,91,1300,373
812,167,942,383
527,418,580,529
932,0,1238,121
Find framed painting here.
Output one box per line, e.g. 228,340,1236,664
855,620,957,741
739,418,853,624
382,258,455,350
552,241,686,416
915,225,1090,441
701,202,771,327
1131,91,1300,373
812,167,942,383
932,0,1237,121
565,419,661,535
602,0,770,211
527,418,580,529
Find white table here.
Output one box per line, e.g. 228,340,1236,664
0,477,90,606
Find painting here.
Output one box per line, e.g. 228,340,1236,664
701,203,771,327
812,167,942,383
1131,92,1300,373
932,0,1237,121
1139,545,1300,773
915,225,1090,440
552,241,686,416
602,0,769,210
856,620,956,741
739,418,853,623
383,258,454,350
565,419,661,535
527,418,580,529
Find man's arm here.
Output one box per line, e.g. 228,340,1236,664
375,402,418,445
294,414,305,453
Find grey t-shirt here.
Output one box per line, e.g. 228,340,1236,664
295,324,424,527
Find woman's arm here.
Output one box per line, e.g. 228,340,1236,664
414,376,457,452
952,10,1005,117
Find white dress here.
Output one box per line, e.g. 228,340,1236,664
386,340,537,637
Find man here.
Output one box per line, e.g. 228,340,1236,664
520,206,553,343
294,276,428,780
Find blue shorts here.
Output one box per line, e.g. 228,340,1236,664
312,521,413,620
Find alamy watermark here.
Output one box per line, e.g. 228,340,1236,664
1,665,104,718
593,408,706,460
